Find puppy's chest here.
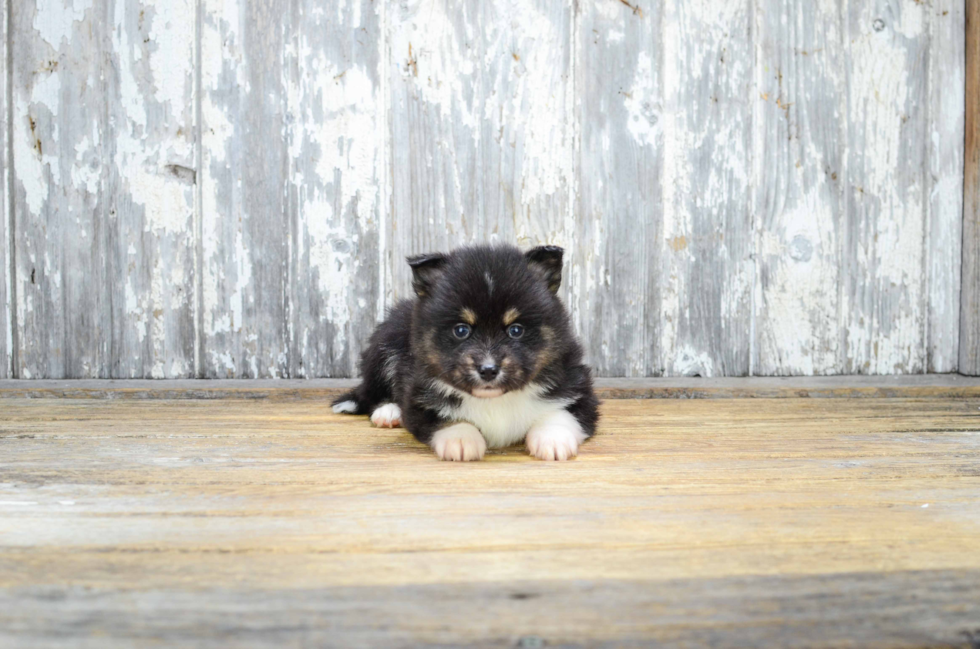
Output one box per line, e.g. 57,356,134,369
438,385,570,449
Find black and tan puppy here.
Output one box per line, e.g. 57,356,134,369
332,245,599,461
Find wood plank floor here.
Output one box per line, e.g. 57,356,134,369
1,397,979,647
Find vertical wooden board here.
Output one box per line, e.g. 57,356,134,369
573,0,662,376
927,0,964,373
659,0,753,377
842,0,930,374
285,0,383,377
1,0,9,378
385,0,573,304
200,0,290,378
11,0,107,378
754,0,844,376
962,0,980,375
104,0,197,378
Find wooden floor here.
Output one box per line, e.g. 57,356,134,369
2,395,980,647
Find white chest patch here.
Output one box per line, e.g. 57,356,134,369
435,381,572,449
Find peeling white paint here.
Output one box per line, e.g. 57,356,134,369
8,0,964,379
34,0,92,48
625,52,661,147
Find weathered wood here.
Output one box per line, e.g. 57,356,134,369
284,0,383,378
1,0,9,379
3,375,980,400
754,0,844,376
200,0,291,378
2,571,979,648
842,0,931,374
11,0,108,378
1,397,979,646
573,0,662,377
660,0,754,377
929,0,965,373
200,0,381,379
104,0,197,378
385,0,573,302
964,0,980,375
1,0,971,379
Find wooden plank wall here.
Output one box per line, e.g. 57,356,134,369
964,0,980,375
3,0,968,378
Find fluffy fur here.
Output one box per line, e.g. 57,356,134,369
332,244,600,461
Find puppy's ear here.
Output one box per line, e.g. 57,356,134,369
407,252,448,298
525,245,564,294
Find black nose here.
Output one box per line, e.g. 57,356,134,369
478,364,500,381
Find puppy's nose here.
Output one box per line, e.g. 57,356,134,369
478,363,500,381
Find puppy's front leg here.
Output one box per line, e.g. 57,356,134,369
430,422,487,462
526,409,588,461
402,401,487,462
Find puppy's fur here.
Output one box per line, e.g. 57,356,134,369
332,245,599,461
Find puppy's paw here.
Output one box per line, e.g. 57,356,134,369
370,403,402,428
430,423,487,462
526,410,588,461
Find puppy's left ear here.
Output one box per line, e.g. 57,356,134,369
407,252,448,298
525,245,564,294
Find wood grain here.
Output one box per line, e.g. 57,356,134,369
929,0,965,373
1,397,979,646
964,0,980,376
385,0,573,302
284,0,383,378
200,0,291,378
660,0,754,377
3,375,980,400
1,0,9,379
2,572,979,648
11,0,109,378
573,0,662,376
105,0,197,378
0,0,970,379
842,0,931,374
754,0,843,376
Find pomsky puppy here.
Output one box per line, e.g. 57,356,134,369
332,244,599,461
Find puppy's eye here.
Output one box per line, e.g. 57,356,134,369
507,324,525,339
453,324,472,340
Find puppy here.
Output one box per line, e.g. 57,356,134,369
332,244,599,461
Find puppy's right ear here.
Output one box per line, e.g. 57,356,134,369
407,252,448,298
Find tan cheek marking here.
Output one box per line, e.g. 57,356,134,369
503,308,521,326
532,326,558,376
460,308,477,325
423,331,443,369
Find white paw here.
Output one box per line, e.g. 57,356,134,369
370,403,402,428
430,423,487,462
332,400,358,414
525,410,588,461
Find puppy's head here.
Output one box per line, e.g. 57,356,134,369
409,245,566,399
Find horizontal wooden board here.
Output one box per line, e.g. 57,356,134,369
1,397,979,646
2,571,980,649
2,375,980,400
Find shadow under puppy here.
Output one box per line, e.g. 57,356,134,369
332,245,599,461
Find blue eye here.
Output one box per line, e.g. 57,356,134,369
507,324,525,339
453,324,472,339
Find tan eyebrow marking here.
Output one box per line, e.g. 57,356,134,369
460,308,477,325
503,308,521,326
